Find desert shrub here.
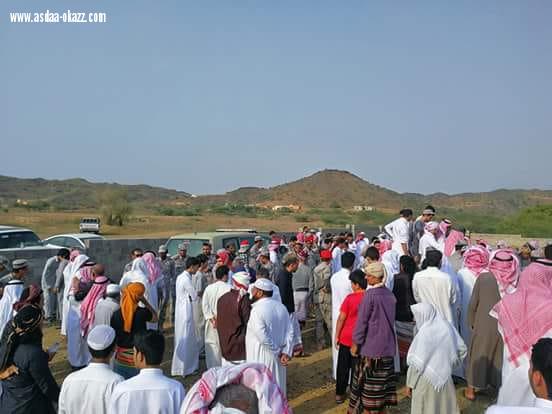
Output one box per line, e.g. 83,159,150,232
98,189,132,226
321,211,352,225
498,205,552,237
294,214,310,222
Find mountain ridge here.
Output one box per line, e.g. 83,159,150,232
1,170,552,215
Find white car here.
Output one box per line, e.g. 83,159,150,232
43,233,105,250
0,226,49,251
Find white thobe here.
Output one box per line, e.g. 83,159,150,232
61,261,74,336
496,330,552,407
412,267,456,324
330,268,352,379
109,368,185,414
486,398,552,413
418,233,442,262
59,362,123,414
245,297,293,396
66,295,91,368
385,216,410,256
171,271,199,377
202,281,231,369
41,256,59,318
66,266,92,368
331,247,344,274
457,267,477,367
92,298,120,329
355,239,368,269
62,255,89,336
0,280,24,338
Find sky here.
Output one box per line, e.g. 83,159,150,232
1,1,551,196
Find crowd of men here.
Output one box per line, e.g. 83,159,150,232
0,205,551,414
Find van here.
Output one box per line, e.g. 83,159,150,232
165,231,271,257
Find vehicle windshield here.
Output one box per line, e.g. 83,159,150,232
0,231,42,249
166,239,208,257
81,218,99,224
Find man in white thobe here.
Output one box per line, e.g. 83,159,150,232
202,265,231,369
92,284,121,329
486,338,552,414
246,278,293,396
412,250,457,324
354,232,368,269
0,259,28,338
331,238,347,274
418,222,442,263
171,257,200,377
59,325,123,414
110,330,185,414
330,251,355,379
41,249,69,321
384,209,413,256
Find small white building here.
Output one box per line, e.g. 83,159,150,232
353,205,374,212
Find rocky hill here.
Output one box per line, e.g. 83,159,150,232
2,170,552,215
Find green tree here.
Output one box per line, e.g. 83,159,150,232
99,189,132,226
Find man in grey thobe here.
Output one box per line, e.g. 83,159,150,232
41,248,70,322
409,206,436,261
158,244,176,326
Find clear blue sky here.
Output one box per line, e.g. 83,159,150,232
1,1,551,196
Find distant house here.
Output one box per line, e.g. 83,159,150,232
272,204,302,212
353,205,374,212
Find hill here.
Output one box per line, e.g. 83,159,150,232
1,170,552,216
0,175,191,210
196,170,404,208
194,169,552,215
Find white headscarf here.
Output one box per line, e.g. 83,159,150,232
120,257,149,289
407,303,467,391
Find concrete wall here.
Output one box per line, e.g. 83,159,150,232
85,238,167,282
1,238,167,286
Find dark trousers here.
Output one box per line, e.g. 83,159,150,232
336,344,357,395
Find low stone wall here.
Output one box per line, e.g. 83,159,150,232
2,227,382,287
85,238,167,281
1,248,60,287
1,237,168,286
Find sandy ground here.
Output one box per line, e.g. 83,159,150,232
0,210,313,239
43,319,494,414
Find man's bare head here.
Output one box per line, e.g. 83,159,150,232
93,264,105,277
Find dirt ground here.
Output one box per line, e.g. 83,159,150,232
0,210,312,239
43,320,494,414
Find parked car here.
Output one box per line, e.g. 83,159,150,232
0,225,50,251
42,233,105,250
79,217,101,234
165,229,271,257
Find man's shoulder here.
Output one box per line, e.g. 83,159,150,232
483,405,539,414
332,268,349,279
314,262,328,272
64,364,123,384
218,289,236,302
